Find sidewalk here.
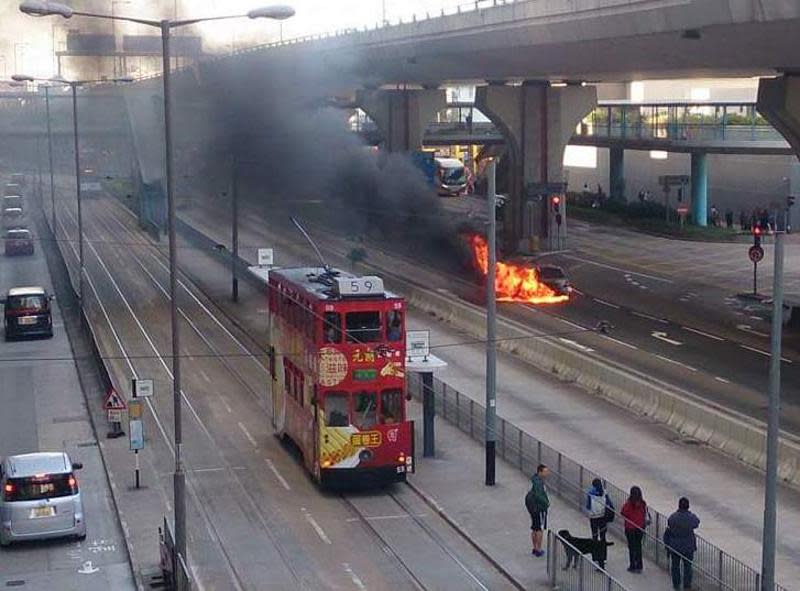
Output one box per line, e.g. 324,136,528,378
407,398,675,591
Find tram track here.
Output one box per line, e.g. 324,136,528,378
56,200,321,590
91,196,525,591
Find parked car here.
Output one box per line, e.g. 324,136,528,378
0,452,85,546
2,286,54,340
537,265,572,295
4,228,34,256
2,207,25,230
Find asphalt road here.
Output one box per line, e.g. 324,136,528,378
51,192,518,591
0,196,135,589
182,191,800,439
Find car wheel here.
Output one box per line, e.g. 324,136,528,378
46,329,54,338
76,532,87,541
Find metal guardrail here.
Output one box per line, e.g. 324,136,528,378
547,530,629,591
407,373,791,591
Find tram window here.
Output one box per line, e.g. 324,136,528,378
323,312,342,343
381,389,403,424
325,392,349,426
353,391,377,429
345,311,382,343
386,310,403,342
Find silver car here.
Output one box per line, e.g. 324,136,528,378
0,452,86,546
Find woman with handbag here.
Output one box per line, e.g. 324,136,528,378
621,485,651,573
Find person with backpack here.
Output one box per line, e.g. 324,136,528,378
664,497,701,590
620,485,651,573
525,464,550,557
585,478,614,568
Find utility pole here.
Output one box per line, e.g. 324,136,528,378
485,159,497,486
44,85,56,230
231,155,239,302
761,231,784,591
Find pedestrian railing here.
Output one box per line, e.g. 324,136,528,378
408,373,790,591
546,529,629,591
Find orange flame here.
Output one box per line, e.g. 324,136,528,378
469,235,569,304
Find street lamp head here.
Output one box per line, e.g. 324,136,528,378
247,5,295,20
19,1,73,18
11,74,34,82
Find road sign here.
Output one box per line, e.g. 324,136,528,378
677,205,689,215
658,175,690,187
103,387,127,411
132,378,153,398
107,409,123,422
406,330,430,362
749,245,765,264
129,419,144,451
128,399,143,420
257,248,274,266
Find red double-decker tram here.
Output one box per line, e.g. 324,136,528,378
268,267,413,487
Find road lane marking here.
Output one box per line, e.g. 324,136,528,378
561,254,674,283
238,422,258,447
651,331,683,346
633,311,669,324
559,338,595,352
265,459,291,491
655,355,698,372
739,344,792,363
603,336,639,350
342,563,367,591
715,376,731,384
682,327,725,342
302,508,331,544
199,369,212,384
550,316,586,330
572,288,584,296
593,298,620,309
736,324,769,337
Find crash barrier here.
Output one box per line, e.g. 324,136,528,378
408,373,789,591
397,278,800,488
546,530,629,591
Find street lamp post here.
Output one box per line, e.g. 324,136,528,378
19,1,295,569
44,85,56,230
13,72,133,312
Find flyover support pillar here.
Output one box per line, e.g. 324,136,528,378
609,145,625,200
757,74,800,159
356,87,447,152
691,152,708,226
475,82,596,253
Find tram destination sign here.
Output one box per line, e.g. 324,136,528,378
335,276,384,297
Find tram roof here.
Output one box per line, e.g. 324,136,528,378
270,267,401,302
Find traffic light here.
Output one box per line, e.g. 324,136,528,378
753,225,762,247
789,195,796,208
551,195,561,214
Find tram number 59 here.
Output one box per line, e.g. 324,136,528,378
336,276,385,296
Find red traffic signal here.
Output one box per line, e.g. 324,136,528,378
551,195,562,214
753,225,762,246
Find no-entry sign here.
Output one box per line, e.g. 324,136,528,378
749,245,765,264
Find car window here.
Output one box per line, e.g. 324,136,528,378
3,474,77,501
7,296,46,311
539,267,565,279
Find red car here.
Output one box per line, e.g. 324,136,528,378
4,228,34,256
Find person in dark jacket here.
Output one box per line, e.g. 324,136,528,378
665,497,700,590
620,486,650,573
584,478,614,568
525,464,550,557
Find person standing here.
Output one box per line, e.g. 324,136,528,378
665,497,700,590
525,464,550,557
585,478,613,568
621,486,650,573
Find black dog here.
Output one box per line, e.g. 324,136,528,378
558,529,614,569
